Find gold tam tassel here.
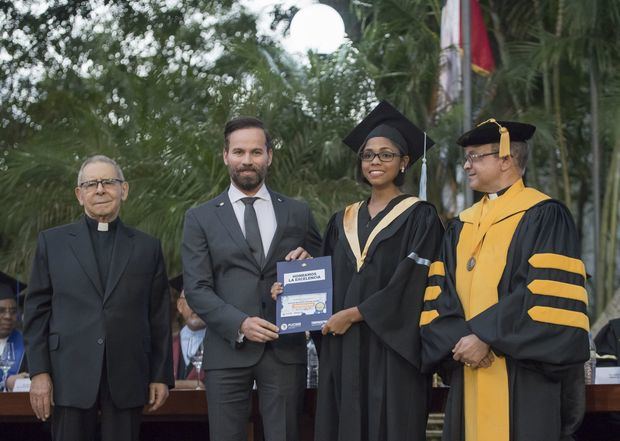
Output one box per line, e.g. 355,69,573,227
499,126,510,157
477,118,511,157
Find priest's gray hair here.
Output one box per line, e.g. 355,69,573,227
77,155,125,186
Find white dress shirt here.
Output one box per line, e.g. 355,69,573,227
179,326,206,366
228,183,278,257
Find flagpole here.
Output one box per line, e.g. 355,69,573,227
461,0,473,206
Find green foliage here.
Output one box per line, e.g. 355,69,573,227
0,1,370,277
2,0,620,308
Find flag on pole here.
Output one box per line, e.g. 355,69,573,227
469,0,495,75
437,0,461,113
436,0,495,112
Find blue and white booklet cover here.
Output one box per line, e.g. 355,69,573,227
276,256,332,334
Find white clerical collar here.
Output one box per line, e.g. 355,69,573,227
228,182,271,204
85,215,118,232
487,184,512,200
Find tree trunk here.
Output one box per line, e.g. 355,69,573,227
604,141,620,308
592,286,620,337
597,139,620,316
533,0,558,199
552,0,572,208
590,54,602,311
533,0,552,113
488,0,523,115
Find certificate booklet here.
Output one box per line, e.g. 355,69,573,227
276,256,333,334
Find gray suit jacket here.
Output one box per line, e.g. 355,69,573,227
182,187,322,370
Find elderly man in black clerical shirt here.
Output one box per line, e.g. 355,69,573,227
24,155,174,441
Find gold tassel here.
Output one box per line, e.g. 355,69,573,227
499,126,511,157
477,118,511,157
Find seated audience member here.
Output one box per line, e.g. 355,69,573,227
170,275,206,389
595,318,620,366
575,319,620,441
0,272,28,390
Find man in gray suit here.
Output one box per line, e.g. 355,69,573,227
182,116,322,441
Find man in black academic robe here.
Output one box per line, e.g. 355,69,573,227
24,155,173,441
420,120,590,441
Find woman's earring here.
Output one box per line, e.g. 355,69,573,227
400,166,405,173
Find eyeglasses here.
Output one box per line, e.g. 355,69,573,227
78,178,124,191
0,307,17,317
358,151,403,162
462,151,499,165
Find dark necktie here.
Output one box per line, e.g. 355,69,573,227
241,197,265,267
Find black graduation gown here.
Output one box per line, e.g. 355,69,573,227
315,197,444,441
420,200,590,441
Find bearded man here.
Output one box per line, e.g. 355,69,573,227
182,116,322,441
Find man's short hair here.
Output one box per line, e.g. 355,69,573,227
495,141,529,174
223,116,272,151
77,155,125,186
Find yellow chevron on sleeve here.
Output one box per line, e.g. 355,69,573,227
428,261,445,277
528,280,588,305
423,286,441,302
527,306,589,331
419,310,439,327
528,253,586,278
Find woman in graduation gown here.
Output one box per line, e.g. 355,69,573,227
314,101,444,441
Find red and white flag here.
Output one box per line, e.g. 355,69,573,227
436,0,496,112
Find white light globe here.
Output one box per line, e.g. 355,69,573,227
287,4,345,54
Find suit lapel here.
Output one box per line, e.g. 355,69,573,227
104,220,134,302
264,190,288,268
69,217,104,296
213,191,259,268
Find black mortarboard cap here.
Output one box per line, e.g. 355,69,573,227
0,271,26,302
169,274,183,293
342,101,435,164
457,119,536,157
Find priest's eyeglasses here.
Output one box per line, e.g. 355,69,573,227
358,151,403,162
0,307,18,317
462,150,499,165
79,178,124,191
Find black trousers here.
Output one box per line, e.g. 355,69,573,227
52,360,142,441
205,345,306,441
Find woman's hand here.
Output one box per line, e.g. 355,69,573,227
322,307,363,336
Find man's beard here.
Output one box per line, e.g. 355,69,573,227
230,165,267,192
